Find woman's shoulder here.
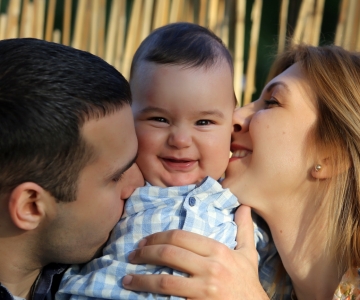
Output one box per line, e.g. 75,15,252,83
333,268,360,300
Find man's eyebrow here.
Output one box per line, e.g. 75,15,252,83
265,81,290,94
106,153,138,181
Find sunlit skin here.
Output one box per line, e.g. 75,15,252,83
223,63,339,299
223,63,318,216
131,61,235,187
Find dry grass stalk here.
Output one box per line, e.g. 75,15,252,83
19,0,29,38
221,0,230,47
356,3,360,51
310,0,325,46
122,0,142,78
170,0,181,23
5,0,20,39
350,0,360,50
278,0,289,54
62,0,71,45
140,0,154,41
53,28,61,43
105,0,121,64
45,0,56,41
243,0,262,106
234,0,246,106
216,0,225,38
343,0,357,50
72,0,86,49
80,2,91,51
335,0,349,46
23,1,33,37
35,0,46,39
114,0,127,71
90,0,100,55
208,0,219,32
153,0,169,29
0,14,7,40
199,0,207,26
185,0,194,23
96,0,106,59
169,0,180,22
302,1,315,44
292,0,313,45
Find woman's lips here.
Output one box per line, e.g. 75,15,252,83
229,145,252,162
160,157,197,171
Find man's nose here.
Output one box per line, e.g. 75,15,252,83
120,163,144,200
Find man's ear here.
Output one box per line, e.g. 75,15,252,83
311,155,351,179
8,182,48,231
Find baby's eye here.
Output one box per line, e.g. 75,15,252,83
196,119,213,126
264,98,280,109
149,117,168,123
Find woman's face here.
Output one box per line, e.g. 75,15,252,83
222,63,319,214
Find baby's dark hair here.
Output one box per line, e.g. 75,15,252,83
130,22,233,79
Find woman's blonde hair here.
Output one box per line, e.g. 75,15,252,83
267,44,360,297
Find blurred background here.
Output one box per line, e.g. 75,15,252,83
0,0,355,105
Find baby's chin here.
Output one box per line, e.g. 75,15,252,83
147,174,206,187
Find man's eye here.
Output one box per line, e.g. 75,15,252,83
112,174,123,183
196,120,213,126
149,117,168,123
264,98,280,109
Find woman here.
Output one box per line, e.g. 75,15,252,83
123,44,360,300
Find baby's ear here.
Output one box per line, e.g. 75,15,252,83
8,182,48,230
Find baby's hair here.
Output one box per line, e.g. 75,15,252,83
130,22,233,80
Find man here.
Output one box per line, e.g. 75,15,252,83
0,38,143,300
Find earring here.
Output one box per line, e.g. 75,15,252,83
315,164,322,172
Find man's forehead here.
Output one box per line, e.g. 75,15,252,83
81,107,137,164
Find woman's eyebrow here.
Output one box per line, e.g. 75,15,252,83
265,81,290,94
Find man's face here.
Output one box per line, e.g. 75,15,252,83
41,106,144,264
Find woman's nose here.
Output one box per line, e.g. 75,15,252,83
232,101,257,133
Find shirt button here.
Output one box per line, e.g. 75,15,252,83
189,197,196,206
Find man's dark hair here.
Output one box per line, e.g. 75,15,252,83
130,22,233,79
0,38,131,202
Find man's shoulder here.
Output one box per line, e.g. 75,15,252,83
33,263,68,300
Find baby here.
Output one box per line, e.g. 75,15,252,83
57,22,274,300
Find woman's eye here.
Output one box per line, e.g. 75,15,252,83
264,98,280,109
149,117,168,123
196,119,213,126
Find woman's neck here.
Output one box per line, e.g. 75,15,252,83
259,195,341,300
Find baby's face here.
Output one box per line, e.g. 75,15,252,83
130,61,235,187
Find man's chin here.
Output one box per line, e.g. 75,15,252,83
90,236,110,260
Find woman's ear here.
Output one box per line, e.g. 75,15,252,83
8,182,48,230
311,155,351,179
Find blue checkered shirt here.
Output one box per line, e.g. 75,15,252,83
56,176,278,300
